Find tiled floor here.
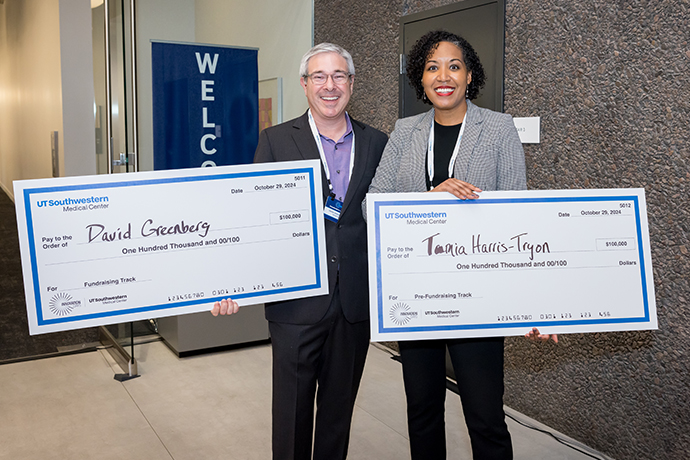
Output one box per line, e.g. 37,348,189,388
0,340,609,460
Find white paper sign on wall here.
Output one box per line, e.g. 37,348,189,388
513,117,540,144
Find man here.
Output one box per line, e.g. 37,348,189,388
212,43,387,460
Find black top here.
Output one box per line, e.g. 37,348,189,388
425,121,463,190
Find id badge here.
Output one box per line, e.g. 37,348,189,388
324,195,343,223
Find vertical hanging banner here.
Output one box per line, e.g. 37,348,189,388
152,41,258,169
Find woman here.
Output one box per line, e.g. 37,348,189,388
367,30,555,460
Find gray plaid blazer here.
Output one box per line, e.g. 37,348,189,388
368,100,526,196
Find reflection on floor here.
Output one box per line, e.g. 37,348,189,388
0,340,611,460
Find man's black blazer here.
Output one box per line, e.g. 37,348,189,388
254,111,387,325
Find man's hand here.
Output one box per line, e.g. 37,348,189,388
210,298,240,316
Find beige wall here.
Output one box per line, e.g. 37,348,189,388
58,0,97,178
0,0,96,199
0,3,10,196
0,0,64,198
0,0,312,183
0,0,194,186
194,0,312,123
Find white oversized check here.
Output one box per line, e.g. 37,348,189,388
14,160,328,335
367,189,657,341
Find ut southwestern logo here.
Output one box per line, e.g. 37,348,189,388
384,210,447,219
389,302,418,326
49,293,82,316
36,195,109,208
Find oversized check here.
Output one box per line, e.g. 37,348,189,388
14,160,328,335
367,189,657,341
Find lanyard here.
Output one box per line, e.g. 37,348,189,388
426,113,467,189
307,109,355,195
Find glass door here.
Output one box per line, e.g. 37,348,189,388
92,0,138,175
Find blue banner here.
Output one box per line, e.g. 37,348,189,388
152,42,258,170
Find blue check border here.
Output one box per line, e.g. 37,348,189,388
23,167,322,326
373,195,651,335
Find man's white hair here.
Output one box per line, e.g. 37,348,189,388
299,43,355,78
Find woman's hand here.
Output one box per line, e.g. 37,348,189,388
525,327,558,343
431,178,482,200
210,298,240,316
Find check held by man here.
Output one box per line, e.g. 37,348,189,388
212,43,387,460
13,161,329,335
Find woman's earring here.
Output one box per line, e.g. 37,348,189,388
423,92,428,102
465,88,469,99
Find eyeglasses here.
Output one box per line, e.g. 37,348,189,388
305,72,351,85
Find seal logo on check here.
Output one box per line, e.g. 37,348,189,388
390,302,417,326
49,293,81,316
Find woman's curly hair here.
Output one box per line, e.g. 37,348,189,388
406,30,486,104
